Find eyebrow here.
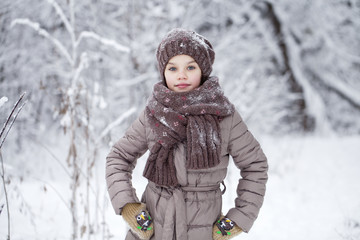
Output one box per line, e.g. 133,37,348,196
167,60,197,65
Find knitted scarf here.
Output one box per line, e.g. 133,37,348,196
143,77,235,186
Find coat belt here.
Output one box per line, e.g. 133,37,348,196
147,181,226,240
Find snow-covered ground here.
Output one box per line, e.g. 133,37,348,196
242,136,360,240
1,135,360,239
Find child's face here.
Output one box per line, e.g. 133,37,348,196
164,55,202,92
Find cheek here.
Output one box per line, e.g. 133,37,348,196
192,71,202,85
164,72,173,83
164,73,176,91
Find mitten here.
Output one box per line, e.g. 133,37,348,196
122,203,154,240
213,215,242,240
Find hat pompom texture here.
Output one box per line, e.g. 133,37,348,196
156,28,215,82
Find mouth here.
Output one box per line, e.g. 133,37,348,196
175,83,191,88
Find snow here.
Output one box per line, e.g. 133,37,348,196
97,107,137,144
75,31,130,53
11,18,74,66
0,97,8,109
2,1,360,239
239,136,360,240
59,111,71,128
1,135,360,239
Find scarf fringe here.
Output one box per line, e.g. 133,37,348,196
143,142,178,186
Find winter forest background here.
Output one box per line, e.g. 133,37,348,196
1,0,360,239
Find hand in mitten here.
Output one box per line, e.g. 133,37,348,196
122,203,154,240
213,215,242,240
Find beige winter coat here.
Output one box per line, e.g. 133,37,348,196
106,109,268,240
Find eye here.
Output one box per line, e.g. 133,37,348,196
168,67,176,71
187,65,196,70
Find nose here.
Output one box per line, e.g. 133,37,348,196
177,70,187,80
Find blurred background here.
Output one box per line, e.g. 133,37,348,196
0,0,359,239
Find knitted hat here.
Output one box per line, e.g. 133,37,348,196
156,28,215,83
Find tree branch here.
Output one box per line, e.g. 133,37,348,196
75,31,130,53
10,19,74,66
96,106,137,144
46,0,75,42
0,92,27,148
0,92,27,240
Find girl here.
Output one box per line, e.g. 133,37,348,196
106,28,268,240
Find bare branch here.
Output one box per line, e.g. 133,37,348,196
311,69,360,109
96,106,137,144
322,33,360,64
0,152,10,240
286,34,333,134
0,92,26,148
112,72,158,87
46,0,75,42
36,140,72,177
34,177,72,213
0,92,26,240
10,18,74,66
0,204,4,215
73,52,89,85
75,31,130,53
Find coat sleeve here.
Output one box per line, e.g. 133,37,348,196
106,110,148,215
225,110,268,233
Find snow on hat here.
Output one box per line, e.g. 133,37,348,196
156,28,215,83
